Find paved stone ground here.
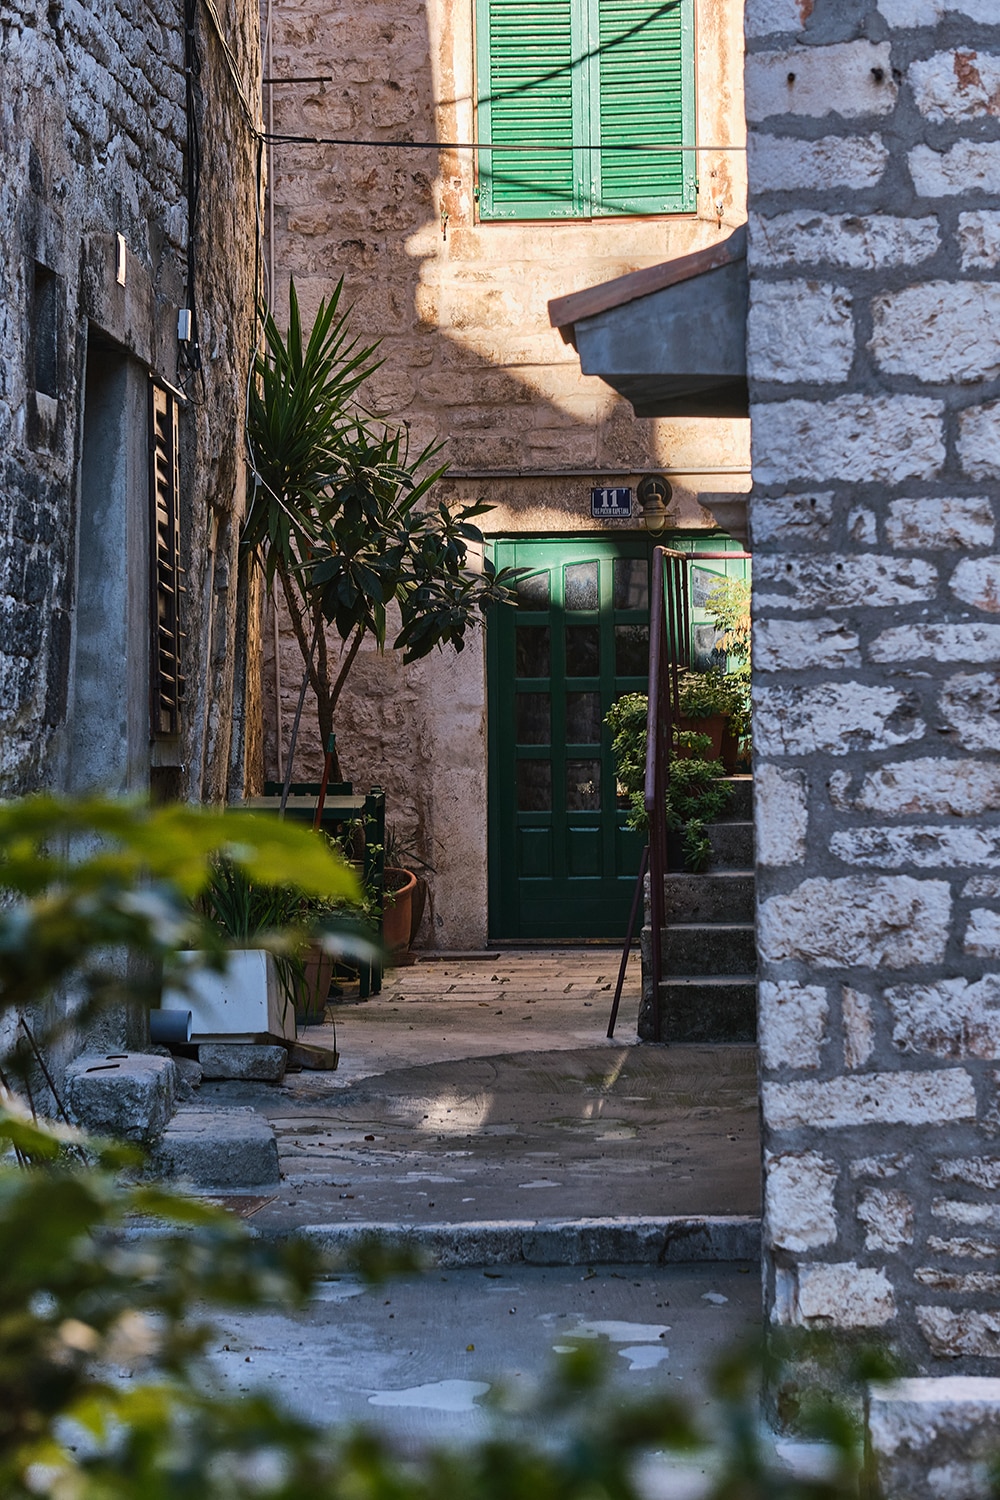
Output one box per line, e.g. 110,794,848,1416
207,1261,759,1456
195,953,779,1490
197,950,760,1232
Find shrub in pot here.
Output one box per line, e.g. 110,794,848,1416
604,693,733,873
676,669,748,773
196,854,372,1032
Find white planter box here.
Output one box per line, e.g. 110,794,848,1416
162,950,296,1042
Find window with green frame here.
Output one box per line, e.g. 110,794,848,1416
475,0,696,220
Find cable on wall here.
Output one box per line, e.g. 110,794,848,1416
181,0,204,387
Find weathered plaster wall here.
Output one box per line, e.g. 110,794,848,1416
269,0,748,479
267,0,749,946
748,0,1000,1369
0,0,262,803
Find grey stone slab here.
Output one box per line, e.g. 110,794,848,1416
286,1215,761,1268
198,1042,288,1083
639,974,758,1044
173,1056,203,1101
663,873,756,925
867,1378,1000,1500
661,980,757,1046
152,1108,280,1188
721,777,754,823
664,923,758,975
65,1052,177,1144
706,822,754,871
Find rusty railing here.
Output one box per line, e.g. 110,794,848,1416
644,547,691,1042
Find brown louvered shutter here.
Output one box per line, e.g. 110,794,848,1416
149,383,185,738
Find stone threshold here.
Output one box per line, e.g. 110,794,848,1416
259,1214,761,1268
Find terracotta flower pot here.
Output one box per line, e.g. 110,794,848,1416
297,944,337,1026
676,713,740,773
382,866,418,962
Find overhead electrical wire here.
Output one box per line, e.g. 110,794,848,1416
261,131,746,153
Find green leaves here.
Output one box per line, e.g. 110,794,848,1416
244,280,384,589
243,278,518,748
0,796,359,1016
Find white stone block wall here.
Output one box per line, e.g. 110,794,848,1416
748,0,1000,1369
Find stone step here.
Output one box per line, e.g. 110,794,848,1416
707,820,754,870
639,977,758,1045
66,1051,177,1145
718,775,753,822
662,923,758,975
151,1107,280,1188
662,872,755,925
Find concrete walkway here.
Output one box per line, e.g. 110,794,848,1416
196,952,775,1487
198,950,761,1242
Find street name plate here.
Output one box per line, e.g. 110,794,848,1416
591,486,633,519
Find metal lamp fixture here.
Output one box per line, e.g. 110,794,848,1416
637,474,673,534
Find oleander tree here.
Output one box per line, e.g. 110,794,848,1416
244,279,517,783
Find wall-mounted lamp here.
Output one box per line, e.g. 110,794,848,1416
637,474,673,534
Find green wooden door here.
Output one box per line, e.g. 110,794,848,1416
487,538,650,940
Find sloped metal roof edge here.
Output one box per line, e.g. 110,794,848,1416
547,225,747,346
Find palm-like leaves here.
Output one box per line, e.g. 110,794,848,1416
244,280,382,587
243,280,517,768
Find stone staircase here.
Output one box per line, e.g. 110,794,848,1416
639,775,757,1044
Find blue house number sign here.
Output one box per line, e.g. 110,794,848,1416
591,486,633,519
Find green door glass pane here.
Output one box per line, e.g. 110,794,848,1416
615,623,648,675
566,759,601,810
516,571,550,609
516,693,551,743
564,561,599,611
566,624,600,676
517,760,552,811
566,691,602,743
516,625,550,677
613,557,648,610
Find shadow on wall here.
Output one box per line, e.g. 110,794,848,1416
260,0,748,905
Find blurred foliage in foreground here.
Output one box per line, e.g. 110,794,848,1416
0,796,886,1497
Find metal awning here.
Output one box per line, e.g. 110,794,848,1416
547,227,748,419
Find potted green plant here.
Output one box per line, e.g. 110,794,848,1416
188,854,372,1032
676,669,748,772
379,824,436,964
604,693,733,873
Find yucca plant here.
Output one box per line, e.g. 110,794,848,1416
244,279,517,781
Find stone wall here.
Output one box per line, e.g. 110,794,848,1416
748,0,1000,1369
0,0,262,803
266,0,750,946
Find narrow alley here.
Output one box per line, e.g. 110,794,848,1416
200,949,761,1237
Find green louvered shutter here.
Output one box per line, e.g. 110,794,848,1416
477,0,582,219
592,0,695,214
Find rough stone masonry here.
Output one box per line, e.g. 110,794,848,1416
746,0,1000,1369
0,0,262,804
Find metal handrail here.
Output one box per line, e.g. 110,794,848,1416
643,547,690,1043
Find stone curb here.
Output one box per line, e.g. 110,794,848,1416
266,1215,761,1267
